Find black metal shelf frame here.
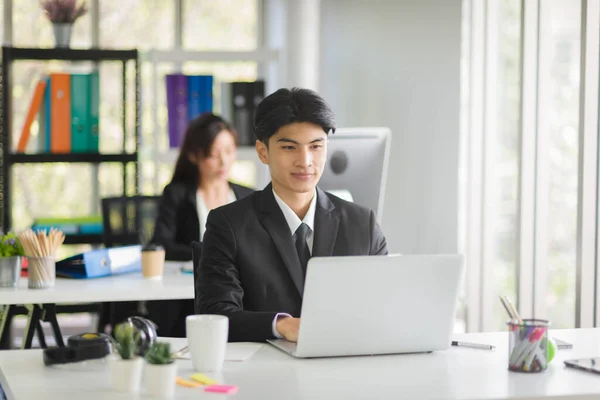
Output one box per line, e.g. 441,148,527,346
0,46,141,237
8,153,137,164
63,233,104,245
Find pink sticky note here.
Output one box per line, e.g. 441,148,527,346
205,384,238,394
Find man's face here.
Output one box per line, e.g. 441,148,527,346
256,122,328,195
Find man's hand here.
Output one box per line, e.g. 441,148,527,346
275,317,301,342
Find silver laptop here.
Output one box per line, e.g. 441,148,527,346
268,254,464,358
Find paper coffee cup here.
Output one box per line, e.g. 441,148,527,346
141,244,165,279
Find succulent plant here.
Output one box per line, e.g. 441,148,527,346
0,232,25,257
145,342,174,365
113,322,140,360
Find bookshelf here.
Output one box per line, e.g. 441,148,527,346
0,46,140,244
139,48,280,193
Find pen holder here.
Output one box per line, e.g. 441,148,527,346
28,256,56,289
507,319,550,373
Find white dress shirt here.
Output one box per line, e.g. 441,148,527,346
272,189,317,253
271,188,318,338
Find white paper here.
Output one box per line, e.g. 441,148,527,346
177,342,263,362
225,342,264,361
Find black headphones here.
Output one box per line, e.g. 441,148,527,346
128,316,158,356
43,317,158,366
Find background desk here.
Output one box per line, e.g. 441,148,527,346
0,264,194,348
1,329,600,399
0,271,194,305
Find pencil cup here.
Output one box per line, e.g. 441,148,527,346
28,256,56,289
507,319,550,373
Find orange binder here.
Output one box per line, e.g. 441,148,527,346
50,73,71,153
16,79,47,153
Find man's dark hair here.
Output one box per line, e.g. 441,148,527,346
253,87,336,144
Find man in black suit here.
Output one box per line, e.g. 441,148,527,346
196,88,388,342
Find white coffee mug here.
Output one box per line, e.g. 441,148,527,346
186,314,229,372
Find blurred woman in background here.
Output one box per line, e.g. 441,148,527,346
148,112,253,337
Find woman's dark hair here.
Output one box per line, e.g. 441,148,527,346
170,113,237,186
253,87,336,145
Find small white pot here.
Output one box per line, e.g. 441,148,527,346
109,357,143,392
144,362,178,398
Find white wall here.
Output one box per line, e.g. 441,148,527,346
319,0,462,254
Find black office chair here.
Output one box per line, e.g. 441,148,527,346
191,241,202,310
101,196,160,247
98,195,160,333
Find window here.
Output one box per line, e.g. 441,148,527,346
5,0,261,257
463,0,592,331
487,0,522,331
12,1,91,48
183,0,258,50
97,0,260,194
99,0,174,50
537,0,581,328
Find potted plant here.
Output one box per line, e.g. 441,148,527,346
40,0,88,48
144,342,177,398
110,322,143,393
0,232,25,288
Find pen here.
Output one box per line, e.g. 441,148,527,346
452,341,496,350
502,296,523,324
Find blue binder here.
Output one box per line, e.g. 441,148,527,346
56,245,142,279
188,75,213,121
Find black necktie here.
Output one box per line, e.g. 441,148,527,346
294,223,311,276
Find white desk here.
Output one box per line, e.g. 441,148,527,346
1,329,600,399
0,264,194,349
0,271,194,305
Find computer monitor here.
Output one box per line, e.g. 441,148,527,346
319,128,391,222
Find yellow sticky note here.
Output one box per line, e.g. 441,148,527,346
190,373,217,385
176,377,202,388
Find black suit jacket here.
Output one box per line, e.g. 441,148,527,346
152,181,254,261
196,183,388,342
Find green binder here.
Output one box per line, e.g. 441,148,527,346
89,71,100,152
70,73,91,153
